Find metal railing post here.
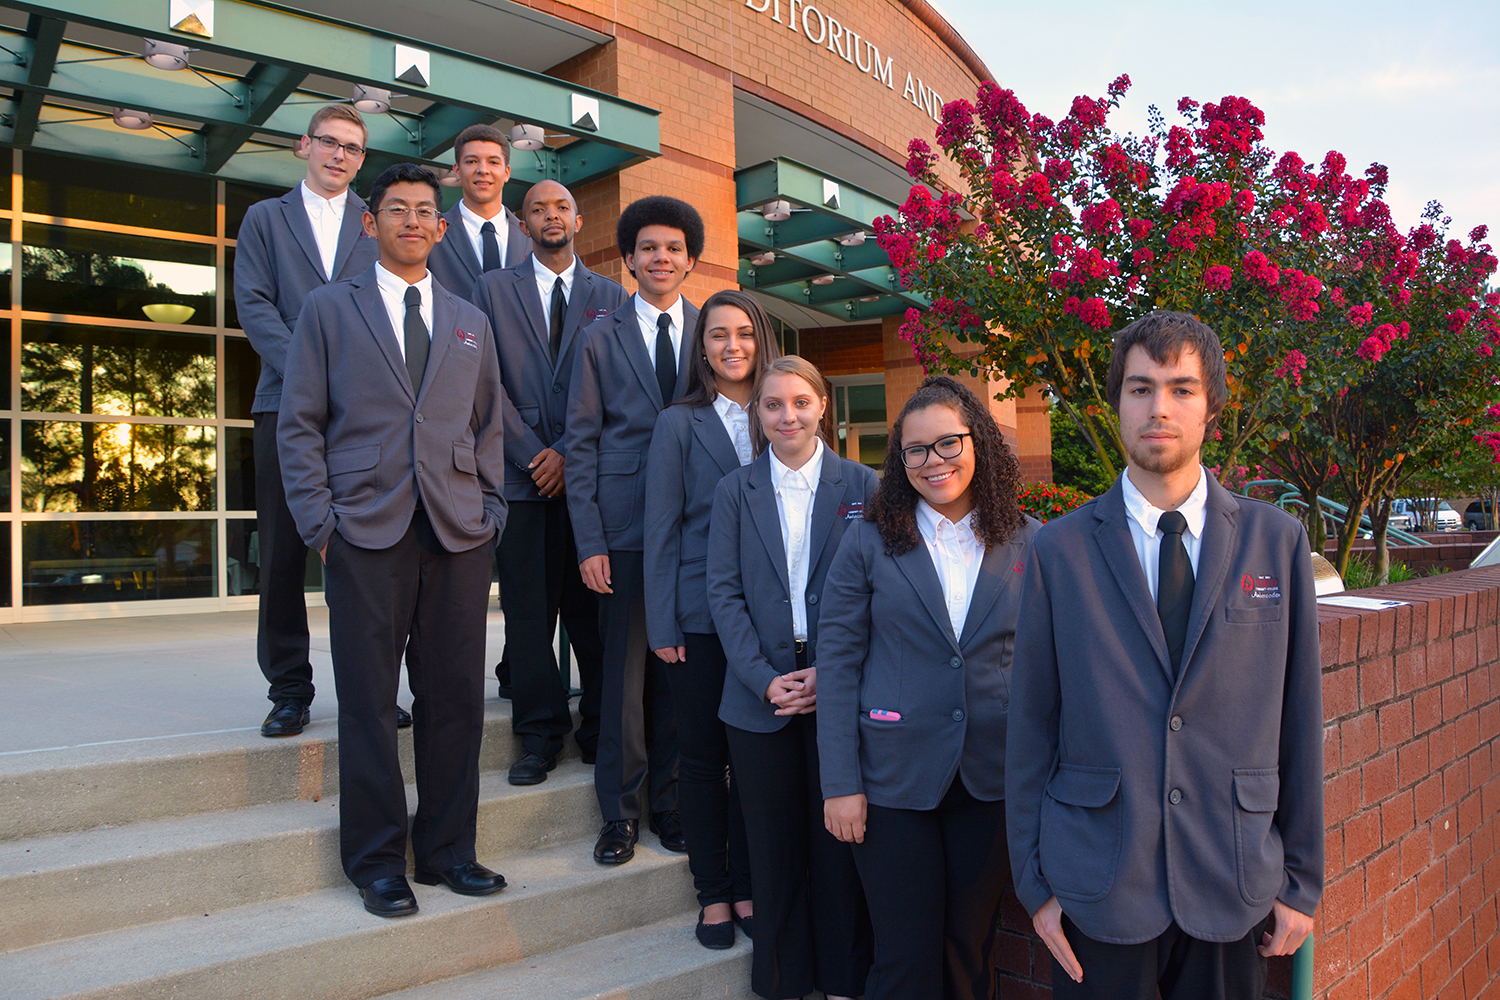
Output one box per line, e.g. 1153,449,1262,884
1290,933,1314,1000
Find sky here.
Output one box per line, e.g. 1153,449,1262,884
932,1,1500,244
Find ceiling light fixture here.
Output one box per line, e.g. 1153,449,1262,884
812,274,836,285
143,39,191,71
112,108,154,130
762,200,792,222
352,85,394,114
839,230,866,247
509,124,546,151
750,251,776,267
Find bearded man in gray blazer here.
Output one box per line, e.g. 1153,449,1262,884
1007,311,1322,1000
279,164,509,918
428,123,532,301
234,104,379,737
470,179,628,785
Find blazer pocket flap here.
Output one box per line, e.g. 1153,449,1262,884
1234,769,1280,812
1226,604,1283,623
453,443,477,475
326,444,379,476
1046,764,1121,808
598,450,640,475
517,405,540,428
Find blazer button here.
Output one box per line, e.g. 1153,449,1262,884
415,462,424,473
807,593,818,605
1170,715,1183,731
951,709,964,722
1168,788,1183,805
949,656,962,669
553,383,563,393
554,422,564,434
415,413,424,423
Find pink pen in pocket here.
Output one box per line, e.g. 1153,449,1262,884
869,709,902,721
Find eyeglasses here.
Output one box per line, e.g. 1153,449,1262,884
900,432,972,469
377,206,441,222
309,133,366,158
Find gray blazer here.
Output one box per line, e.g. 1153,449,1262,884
817,514,1041,810
469,255,628,502
1006,474,1324,946
707,449,879,733
643,402,745,649
564,296,700,559
428,204,532,301
278,266,508,555
232,185,378,413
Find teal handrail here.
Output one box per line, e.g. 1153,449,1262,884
1238,480,1429,547
1291,933,1314,1000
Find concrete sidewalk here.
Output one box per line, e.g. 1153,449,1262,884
0,606,507,764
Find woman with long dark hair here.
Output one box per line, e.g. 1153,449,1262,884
818,374,1042,1000
707,355,875,1000
643,289,779,947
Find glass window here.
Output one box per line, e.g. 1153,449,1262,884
0,528,10,607
0,422,9,513
847,383,886,424
22,322,216,418
22,223,215,326
23,151,214,235
22,420,215,512
225,246,239,330
225,182,282,241
22,518,216,605
223,518,325,597
223,426,256,511
224,335,259,419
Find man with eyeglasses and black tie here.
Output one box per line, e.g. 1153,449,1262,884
235,104,383,739
278,163,509,917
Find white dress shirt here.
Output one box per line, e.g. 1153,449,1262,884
915,500,984,639
634,294,685,371
712,393,754,467
458,200,508,268
373,262,433,362
769,439,824,641
1120,466,1207,602
533,254,577,333
300,180,347,281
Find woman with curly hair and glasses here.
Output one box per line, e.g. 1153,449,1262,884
817,374,1042,1000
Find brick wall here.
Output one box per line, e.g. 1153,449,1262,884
995,566,1500,1000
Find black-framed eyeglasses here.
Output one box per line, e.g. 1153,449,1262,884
900,432,972,469
377,205,441,222
309,133,366,158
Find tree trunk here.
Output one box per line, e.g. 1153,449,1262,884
1332,496,1367,578
1308,493,1327,553
1371,498,1391,585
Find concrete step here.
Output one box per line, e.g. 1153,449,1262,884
0,834,698,1000
0,701,569,841
1,761,604,952
373,914,754,1000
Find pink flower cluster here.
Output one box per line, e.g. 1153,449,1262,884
1204,265,1232,291
1063,295,1111,330
1354,321,1408,362
1346,302,1373,328
1274,350,1309,386
1278,269,1323,321
1080,198,1122,235
1243,250,1280,287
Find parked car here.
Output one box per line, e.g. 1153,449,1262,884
1386,502,1417,533
1465,500,1497,531
1394,498,1462,532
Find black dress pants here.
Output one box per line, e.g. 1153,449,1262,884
252,409,312,704
594,550,677,820
727,712,872,999
854,781,1009,1000
1051,915,1268,1000
323,512,492,886
666,632,751,908
499,500,603,758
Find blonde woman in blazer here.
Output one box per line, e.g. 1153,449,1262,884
819,375,1041,1000
643,289,781,948
708,356,876,1000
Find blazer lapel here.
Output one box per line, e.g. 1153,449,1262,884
510,265,549,351
673,300,700,398
504,209,530,267
617,299,663,406
419,287,458,401
351,272,414,402
958,535,1024,648
556,260,594,366
329,192,367,279
1179,477,1240,674
745,456,792,595
279,190,326,280
1092,483,1173,681
894,542,962,653
807,449,847,572
691,405,742,477
444,205,481,284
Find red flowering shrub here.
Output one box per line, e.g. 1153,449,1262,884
1017,482,1092,523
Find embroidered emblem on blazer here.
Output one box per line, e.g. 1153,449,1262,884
839,501,864,521
456,328,480,350
1242,573,1281,599
585,308,611,321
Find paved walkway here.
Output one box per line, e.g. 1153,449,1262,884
0,606,508,762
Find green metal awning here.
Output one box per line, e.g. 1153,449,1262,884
736,157,924,322
0,0,659,193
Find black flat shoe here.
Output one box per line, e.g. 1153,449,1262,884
733,909,754,940
260,699,310,738
507,751,558,785
649,810,687,853
395,705,412,728
359,876,418,917
695,909,734,949
594,819,638,864
413,860,506,896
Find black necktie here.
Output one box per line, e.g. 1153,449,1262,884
655,312,676,404
1156,510,1194,675
403,285,428,394
549,280,566,364
480,220,501,272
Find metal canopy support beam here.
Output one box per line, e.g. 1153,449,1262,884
201,62,305,172
8,14,64,147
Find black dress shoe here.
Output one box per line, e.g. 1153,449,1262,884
733,909,754,940
359,876,418,917
395,706,412,728
696,909,735,950
649,810,688,853
260,699,309,738
414,860,507,896
507,751,558,786
578,743,597,765
593,819,638,864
